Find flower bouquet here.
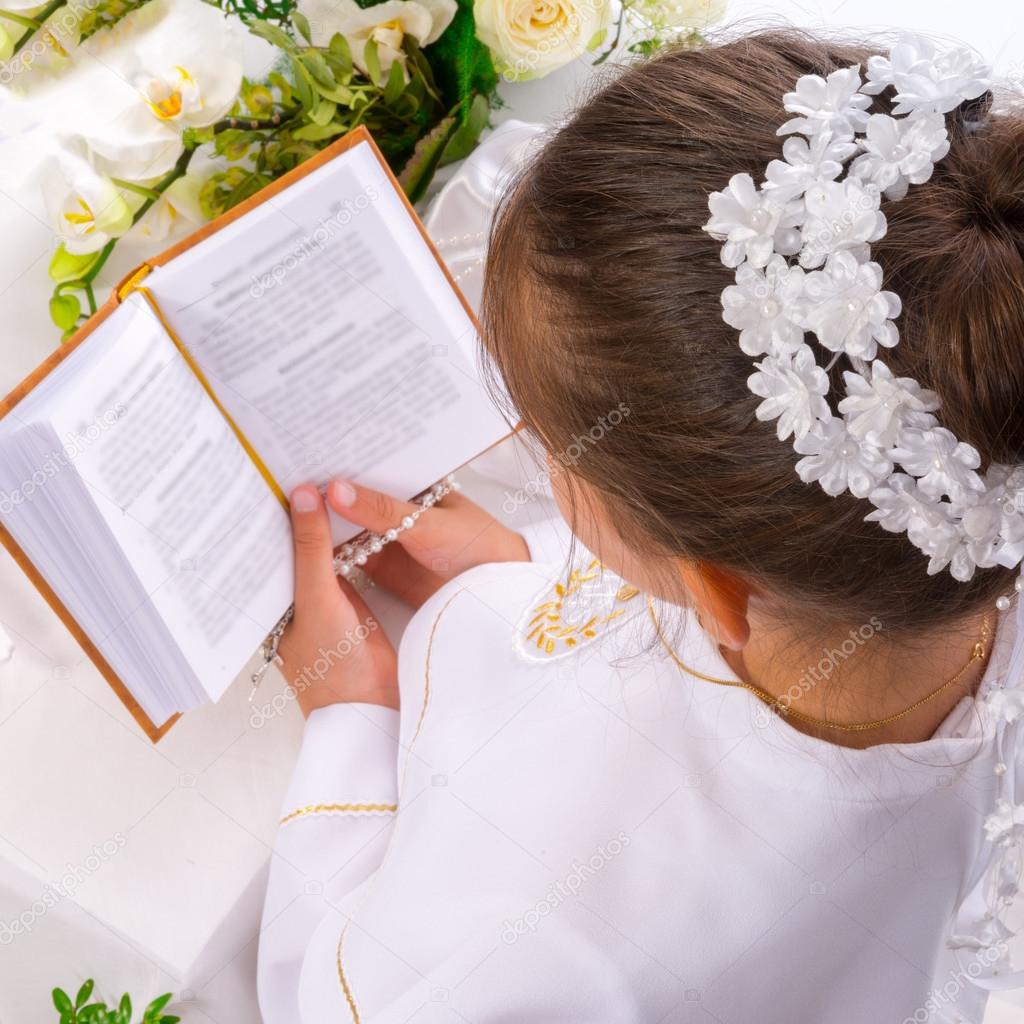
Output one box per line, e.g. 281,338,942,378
0,0,724,338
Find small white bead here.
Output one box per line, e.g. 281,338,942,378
996,595,1011,612
354,552,367,566
385,528,398,542
1015,577,1024,594
369,539,382,554
994,762,1007,776
401,516,414,530
749,208,771,231
339,561,353,576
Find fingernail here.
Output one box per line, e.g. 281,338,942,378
330,479,357,507
291,485,320,513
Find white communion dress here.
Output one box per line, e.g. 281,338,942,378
257,125,1024,1023
257,550,1024,1024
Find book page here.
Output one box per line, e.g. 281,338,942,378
2,293,293,704
144,138,510,541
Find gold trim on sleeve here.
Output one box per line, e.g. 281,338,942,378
279,803,398,826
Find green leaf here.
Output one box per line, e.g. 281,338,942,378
118,993,131,1023
158,1017,181,1024
440,91,490,165
425,0,498,117
327,32,352,75
291,10,311,42
309,99,337,125
79,1005,108,1023
315,82,355,105
247,20,294,51
53,989,74,1015
76,981,95,1009
144,993,173,1018
382,58,405,105
292,121,348,142
397,115,456,203
48,246,100,284
300,50,336,89
288,54,316,109
362,38,381,86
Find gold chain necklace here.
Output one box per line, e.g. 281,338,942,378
646,599,992,734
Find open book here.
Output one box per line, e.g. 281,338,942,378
0,128,510,740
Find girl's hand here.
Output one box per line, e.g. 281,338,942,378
281,485,399,716
326,477,529,608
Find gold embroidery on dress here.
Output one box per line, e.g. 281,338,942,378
522,559,640,658
279,802,397,826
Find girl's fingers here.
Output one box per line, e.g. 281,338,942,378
326,478,424,535
290,485,342,617
362,543,447,608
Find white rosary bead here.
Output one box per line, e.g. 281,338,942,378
994,762,1007,776
401,515,414,530
996,595,1012,612
354,551,367,567
338,561,353,576
369,538,383,555
385,528,398,542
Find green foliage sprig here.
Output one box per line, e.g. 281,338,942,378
32,0,497,338
51,980,179,1024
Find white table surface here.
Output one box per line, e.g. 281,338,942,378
1,1,1022,1021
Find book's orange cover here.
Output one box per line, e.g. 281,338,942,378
0,127,494,742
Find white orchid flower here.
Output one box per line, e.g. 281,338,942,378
299,0,456,80
12,0,243,180
124,172,205,245
42,137,133,254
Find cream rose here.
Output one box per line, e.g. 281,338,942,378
474,0,612,81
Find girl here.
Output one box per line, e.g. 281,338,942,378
258,30,1024,1024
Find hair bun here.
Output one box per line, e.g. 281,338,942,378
877,103,1024,467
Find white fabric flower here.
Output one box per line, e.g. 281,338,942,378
721,255,806,357
704,173,802,268
747,344,830,441
764,132,859,200
302,0,456,79
984,799,1024,847
864,33,992,116
799,178,887,269
890,427,985,503
794,416,893,498
864,475,981,579
778,65,872,141
837,361,939,447
986,689,1024,724
850,112,950,200
867,473,943,534
799,252,901,361
42,137,133,254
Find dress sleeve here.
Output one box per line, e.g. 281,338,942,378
258,702,400,1023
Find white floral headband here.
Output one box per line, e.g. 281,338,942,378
703,35,1024,585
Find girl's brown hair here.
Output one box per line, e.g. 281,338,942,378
481,30,1024,636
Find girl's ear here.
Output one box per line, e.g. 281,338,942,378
678,561,751,651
